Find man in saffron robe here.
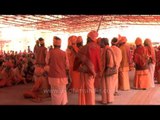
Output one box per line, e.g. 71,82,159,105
155,46,160,83
73,30,101,105
35,37,47,67
34,37,47,82
0,61,14,87
98,38,110,104
23,66,50,102
144,38,156,87
66,35,80,93
13,61,26,84
94,37,103,93
111,37,122,96
118,36,131,91
103,45,118,104
46,36,69,105
133,37,151,89
77,36,83,49
34,40,39,55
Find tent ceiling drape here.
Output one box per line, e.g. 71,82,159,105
0,15,160,33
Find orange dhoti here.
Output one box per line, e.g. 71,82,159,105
134,69,151,89
78,73,95,105
101,75,107,103
114,73,119,93
104,74,117,103
119,67,130,90
148,63,155,87
70,70,80,93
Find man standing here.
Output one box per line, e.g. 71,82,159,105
144,38,156,88
35,37,47,67
98,38,110,104
111,37,122,95
34,40,39,59
76,36,83,49
66,35,80,93
73,30,101,105
46,36,69,105
133,37,151,89
34,37,47,83
118,36,131,91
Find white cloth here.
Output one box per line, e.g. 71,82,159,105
148,63,156,87
48,77,68,105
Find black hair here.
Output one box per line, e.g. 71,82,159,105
77,42,83,48
100,38,109,48
87,37,93,44
111,37,118,45
54,36,61,40
38,37,44,41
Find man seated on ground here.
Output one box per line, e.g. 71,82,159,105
23,66,50,102
13,61,27,85
0,61,14,87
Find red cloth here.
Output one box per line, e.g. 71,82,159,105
96,37,101,44
135,37,142,45
119,36,127,43
3,61,13,68
133,45,148,70
48,48,67,78
68,35,77,46
72,46,79,53
87,30,98,42
145,46,156,64
73,42,101,76
155,50,160,80
35,46,47,66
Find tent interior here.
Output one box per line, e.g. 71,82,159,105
0,15,160,105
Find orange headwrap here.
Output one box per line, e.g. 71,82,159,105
119,36,127,43
87,30,98,42
135,37,142,45
77,36,83,43
68,35,77,46
34,67,44,76
144,38,152,47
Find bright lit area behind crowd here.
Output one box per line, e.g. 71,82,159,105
1,25,160,53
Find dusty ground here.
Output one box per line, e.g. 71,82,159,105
0,70,160,105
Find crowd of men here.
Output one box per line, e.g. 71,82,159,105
0,30,160,105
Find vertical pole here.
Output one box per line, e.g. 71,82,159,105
97,16,103,32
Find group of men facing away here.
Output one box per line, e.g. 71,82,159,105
22,30,159,105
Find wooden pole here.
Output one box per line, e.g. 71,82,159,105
97,16,103,32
